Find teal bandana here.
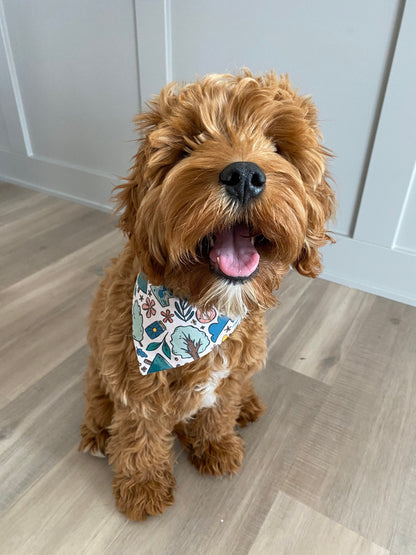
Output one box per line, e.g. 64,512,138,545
132,273,242,375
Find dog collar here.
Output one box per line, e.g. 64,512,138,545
132,273,242,375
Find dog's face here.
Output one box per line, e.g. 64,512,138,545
115,71,335,317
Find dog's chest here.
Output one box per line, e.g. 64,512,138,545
180,358,230,421
194,366,230,409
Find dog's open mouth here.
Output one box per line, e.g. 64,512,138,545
199,223,265,282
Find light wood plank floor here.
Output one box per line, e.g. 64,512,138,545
1,182,415,555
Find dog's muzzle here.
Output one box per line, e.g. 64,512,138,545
219,161,266,205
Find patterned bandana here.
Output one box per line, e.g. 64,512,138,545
132,273,242,375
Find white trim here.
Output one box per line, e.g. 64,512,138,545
131,0,142,111
393,245,416,257
320,272,416,308
392,159,416,250
135,0,172,107
0,149,115,212
0,0,32,156
29,153,116,181
0,175,112,213
163,0,172,83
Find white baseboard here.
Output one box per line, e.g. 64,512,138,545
1,174,112,213
321,235,416,307
0,149,114,212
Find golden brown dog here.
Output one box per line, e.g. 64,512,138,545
79,70,335,520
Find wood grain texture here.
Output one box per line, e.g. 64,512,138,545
249,492,388,555
1,183,416,554
268,277,376,384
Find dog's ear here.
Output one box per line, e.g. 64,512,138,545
263,78,336,278
113,86,179,237
293,171,336,278
290,93,336,278
112,107,161,237
133,186,168,283
113,98,177,283
113,150,167,283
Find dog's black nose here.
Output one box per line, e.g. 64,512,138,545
219,162,266,204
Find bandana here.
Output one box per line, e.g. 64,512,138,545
132,273,242,375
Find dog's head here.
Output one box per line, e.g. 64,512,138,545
114,71,335,317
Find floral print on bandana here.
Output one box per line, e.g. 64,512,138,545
132,273,243,375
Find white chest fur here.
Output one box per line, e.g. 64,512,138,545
194,366,230,409
181,352,230,421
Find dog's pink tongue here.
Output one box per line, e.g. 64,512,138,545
209,224,259,278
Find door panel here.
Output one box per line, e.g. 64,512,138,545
395,166,416,254
3,0,139,176
0,0,140,208
353,0,415,250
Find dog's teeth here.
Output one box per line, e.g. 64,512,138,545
217,256,220,265
251,237,255,245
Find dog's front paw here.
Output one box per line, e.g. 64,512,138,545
113,472,176,521
237,394,266,427
190,434,244,476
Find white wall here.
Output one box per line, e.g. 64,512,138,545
0,0,140,209
0,0,415,306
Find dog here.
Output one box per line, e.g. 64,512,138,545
79,70,335,520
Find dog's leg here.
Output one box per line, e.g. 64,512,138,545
107,406,175,521
79,354,113,457
175,378,245,476
237,378,266,428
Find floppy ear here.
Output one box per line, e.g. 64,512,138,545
112,101,164,236
112,84,179,237
112,145,168,284
133,185,168,284
267,84,336,278
112,105,171,284
293,171,336,278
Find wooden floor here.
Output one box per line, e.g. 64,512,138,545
1,182,415,555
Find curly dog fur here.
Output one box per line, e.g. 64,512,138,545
79,70,335,520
